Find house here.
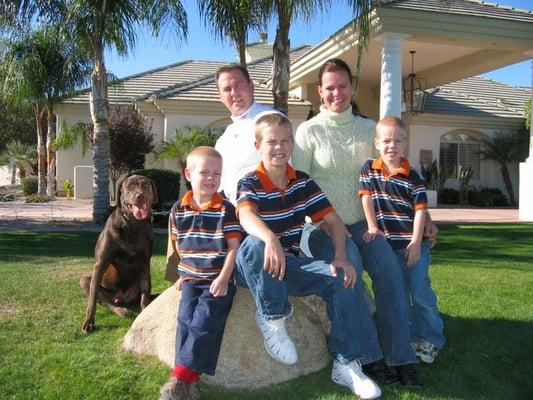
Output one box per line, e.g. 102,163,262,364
55,0,533,208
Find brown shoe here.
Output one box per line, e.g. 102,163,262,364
185,381,201,400
159,377,187,400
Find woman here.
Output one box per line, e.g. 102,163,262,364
293,58,421,386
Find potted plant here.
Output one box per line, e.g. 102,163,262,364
420,159,444,207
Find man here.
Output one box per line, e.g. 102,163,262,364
214,64,279,205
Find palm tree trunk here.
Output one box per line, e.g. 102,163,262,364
237,37,247,66
35,106,47,196
46,108,57,196
10,159,16,186
90,50,111,224
272,12,291,115
500,163,516,206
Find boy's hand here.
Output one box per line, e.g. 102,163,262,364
210,276,229,297
264,236,286,280
174,277,183,291
330,258,357,288
363,228,386,242
405,241,421,267
424,219,439,248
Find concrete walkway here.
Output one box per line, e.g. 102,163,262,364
0,199,526,229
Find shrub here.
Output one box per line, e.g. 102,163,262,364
469,187,509,207
24,194,50,203
62,179,73,199
439,188,459,205
21,176,38,196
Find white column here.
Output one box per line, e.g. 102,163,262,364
519,57,533,221
378,33,409,119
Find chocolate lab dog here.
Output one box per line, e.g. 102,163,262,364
81,175,158,333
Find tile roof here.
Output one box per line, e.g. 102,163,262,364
152,45,312,105
424,75,531,118
65,46,312,106
381,0,533,22
65,60,227,105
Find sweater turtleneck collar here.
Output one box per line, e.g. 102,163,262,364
317,104,354,125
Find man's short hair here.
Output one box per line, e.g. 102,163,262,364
254,113,293,142
376,116,408,139
215,64,251,84
186,146,222,169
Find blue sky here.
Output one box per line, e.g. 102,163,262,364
105,0,532,88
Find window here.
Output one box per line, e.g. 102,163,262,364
439,132,481,180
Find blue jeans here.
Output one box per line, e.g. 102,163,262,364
394,241,445,348
176,279,236,375
236,235,382,364
308,221,417,366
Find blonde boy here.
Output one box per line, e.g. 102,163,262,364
358,116,445,364
160,146,241,400
234,113,382,400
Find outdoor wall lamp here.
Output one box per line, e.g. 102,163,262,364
403,50,428,115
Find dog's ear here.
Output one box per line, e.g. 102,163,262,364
116,175,130,208
148,177,158,205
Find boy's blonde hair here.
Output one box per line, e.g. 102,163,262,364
255,113,293,142
186,146,222,169
376,116,408,139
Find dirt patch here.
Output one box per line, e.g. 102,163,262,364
0,304,19,319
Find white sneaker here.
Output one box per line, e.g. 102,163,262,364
413,340,439,363
255,311,298,365
332,359,381,399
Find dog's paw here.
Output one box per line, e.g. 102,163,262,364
81,320,96,333
112,306,131,318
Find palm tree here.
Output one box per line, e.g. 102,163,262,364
261,0,373,115
156,126,221,174
198,0,265,65
0,140,36,185
1,1,188,223
1,26,92,196
480,129,529,206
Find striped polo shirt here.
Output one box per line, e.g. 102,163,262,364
236,162,334,255
358,157,427,249
170,191,242,280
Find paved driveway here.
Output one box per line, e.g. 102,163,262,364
0,199,522,224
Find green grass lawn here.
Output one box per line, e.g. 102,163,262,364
1,224,532,400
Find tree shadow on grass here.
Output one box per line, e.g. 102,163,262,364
199,315,533,400
433,224,533,273
388,314,533,400
0,231,168,263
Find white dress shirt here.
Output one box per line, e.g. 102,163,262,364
215,102,278,205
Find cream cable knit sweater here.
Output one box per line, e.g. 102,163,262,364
293,106,376,225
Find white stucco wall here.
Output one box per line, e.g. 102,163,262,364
55,106,92,197
407,119,520,200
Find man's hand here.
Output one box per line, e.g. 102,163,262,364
264,235,286,280
405,241,421,267
330,258,357,288
363,227,386,242
174,276,183,291
424,220,439,248
210,276,229,297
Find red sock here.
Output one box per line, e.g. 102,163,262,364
171,364,200,383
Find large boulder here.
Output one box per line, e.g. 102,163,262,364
123,286,329,389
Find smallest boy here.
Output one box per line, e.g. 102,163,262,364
358,116,445,364
160,146,241,400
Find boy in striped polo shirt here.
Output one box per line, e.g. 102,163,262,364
235,113,382,400
160,147,241,400
359,116,445,365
